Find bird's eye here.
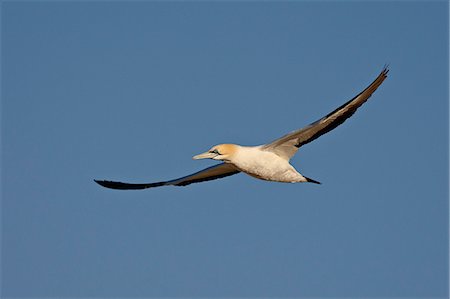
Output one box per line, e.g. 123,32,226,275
210,149,220,155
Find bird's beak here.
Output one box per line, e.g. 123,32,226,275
193,152,217,160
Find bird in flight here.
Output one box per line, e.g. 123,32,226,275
95,67,389,190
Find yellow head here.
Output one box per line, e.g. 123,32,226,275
193,144,238,162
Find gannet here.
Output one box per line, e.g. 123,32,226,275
95,67,388,190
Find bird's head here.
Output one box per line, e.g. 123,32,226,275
193,144,238,162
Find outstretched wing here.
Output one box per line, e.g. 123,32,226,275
94,163,240,190
262,67,389,160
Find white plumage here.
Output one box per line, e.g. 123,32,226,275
196,145,310,183
95,67,388,190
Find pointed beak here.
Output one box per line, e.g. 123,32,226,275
193,152,217,160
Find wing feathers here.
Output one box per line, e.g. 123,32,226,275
94,179,166,190
94,163,240,190
263,67,389,160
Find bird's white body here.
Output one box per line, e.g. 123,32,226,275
228,145,307,183
95,67,388,190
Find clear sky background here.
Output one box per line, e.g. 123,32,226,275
2,1,448,298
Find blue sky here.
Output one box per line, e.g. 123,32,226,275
2,1,448,298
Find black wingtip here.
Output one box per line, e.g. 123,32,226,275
382,64,390,75
94,179,167,190
94,179,111,188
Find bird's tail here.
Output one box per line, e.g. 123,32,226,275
304,176,321,184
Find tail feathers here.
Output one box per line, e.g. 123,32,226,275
304,176,321,184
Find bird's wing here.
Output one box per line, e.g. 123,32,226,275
262,67,389,160
94,163,240,190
